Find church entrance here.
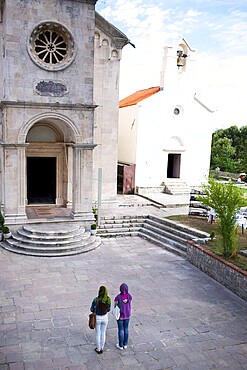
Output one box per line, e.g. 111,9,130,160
27,157,56,204
167,153,181,178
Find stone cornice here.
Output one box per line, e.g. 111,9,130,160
0,142,29,148
95,12,130,49
0,101,98,111
72,144,97,149
66,0,97,4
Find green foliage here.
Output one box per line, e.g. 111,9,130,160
91,223,97,230
92,202,98,215
198,180,247,257
2,226,10,234
210,125,247,173
210,230,216,240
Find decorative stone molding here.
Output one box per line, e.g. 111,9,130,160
27,21,76,71
0,101,97,110
35,80,68,97
187,240,247,302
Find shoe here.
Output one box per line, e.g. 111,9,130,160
123,345,127,349
100,349,103,354
116,343,123,350
95,348,101,354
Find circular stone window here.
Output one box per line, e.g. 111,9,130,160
28,22,76,71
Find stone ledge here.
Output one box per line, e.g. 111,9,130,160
187,240,247,302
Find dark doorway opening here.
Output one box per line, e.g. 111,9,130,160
27,157,56,204
167,154,181,178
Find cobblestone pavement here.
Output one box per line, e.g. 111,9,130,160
1,235,247,369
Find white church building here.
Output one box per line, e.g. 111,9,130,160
118,38,216,195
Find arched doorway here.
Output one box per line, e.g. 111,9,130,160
26,122,69,206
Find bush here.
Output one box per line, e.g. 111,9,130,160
2,226,10,234
199,180,247,257
91,223,97,230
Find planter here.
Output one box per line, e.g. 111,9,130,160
3,232,12,240
187,240,247,302
91,229,97,235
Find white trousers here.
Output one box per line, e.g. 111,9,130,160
95,313,108,351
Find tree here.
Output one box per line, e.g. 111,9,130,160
210,136,236,172
199,180,247,257
210,125,247,174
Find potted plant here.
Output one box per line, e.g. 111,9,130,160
91,223,97,235
2,225,12,240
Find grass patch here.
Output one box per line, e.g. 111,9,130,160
167,214,247,271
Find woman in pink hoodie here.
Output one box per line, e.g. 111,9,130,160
114,283,132,350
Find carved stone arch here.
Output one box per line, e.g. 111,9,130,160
102,38,109,47
94,32,100,48
111,49,119,60
27,123,63,142
18,112,82,144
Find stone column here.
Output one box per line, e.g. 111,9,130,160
66,145,73,208
70,144,96,221
2,143,28,223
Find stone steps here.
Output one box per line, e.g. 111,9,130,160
97,216,144,237
2,223,101,257
163,180,190,195
98,215,209,257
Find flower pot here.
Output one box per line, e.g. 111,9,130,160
3,232,12,240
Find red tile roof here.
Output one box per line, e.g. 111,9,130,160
119,86,161,108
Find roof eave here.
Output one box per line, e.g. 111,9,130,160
95,12,130,49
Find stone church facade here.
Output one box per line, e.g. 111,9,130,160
0,0,129,225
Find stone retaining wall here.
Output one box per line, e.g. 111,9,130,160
187,240,247,302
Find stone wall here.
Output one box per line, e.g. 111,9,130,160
187,240,247,302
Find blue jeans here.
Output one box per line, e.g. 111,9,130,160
117,319,130,347
95,314,108,351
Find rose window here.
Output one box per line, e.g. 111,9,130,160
28,22,75,71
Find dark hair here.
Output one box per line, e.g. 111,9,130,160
97,286,110,315
98,286,106,299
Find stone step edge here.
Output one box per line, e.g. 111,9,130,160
140,228,187,252
145,219,201,241
5,236,96,252
18,228,86,240
139,232,186,257
148,215,209,239
2,238,101,257
11,232,91,246
23,225,83,235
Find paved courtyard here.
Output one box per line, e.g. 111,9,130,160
1,235,247,370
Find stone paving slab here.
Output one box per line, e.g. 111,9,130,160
0,236,247,369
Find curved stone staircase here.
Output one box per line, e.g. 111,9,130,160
2,223,101,257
